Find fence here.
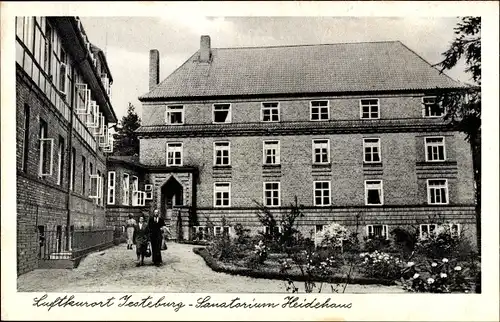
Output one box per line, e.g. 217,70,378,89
39,226,115,261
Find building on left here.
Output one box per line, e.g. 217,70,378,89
16,17,116,275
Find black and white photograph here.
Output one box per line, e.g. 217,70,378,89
1,1,499,321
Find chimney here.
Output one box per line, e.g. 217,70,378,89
149,49,160,91
200,35,211,63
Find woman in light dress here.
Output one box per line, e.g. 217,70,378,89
125,214,136,250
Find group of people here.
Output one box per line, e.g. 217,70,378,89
125,209,170,267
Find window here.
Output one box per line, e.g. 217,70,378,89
89,174,101,199
69,148,76,190
59,62,67,95
98,171,104,206
310,101,329,121
89,162,93,195
214,226,230,237
165,105,184,124
193,226,208,241
261,102,280,122
107,171,116,205
214,183,231,207
427,179,449,205
314,181,331,206
136,191,145,207
360,99,379,119
366,225,389,239
314,224,325,246
214,142,230,166
21,104,30,172
419,224,437,240
213,103,231,123
57,136,65,185
312,139,330,164
363,138,381,163
75,84,89,114
449,223,460,238
86,101,99,128
122,173,130,205
263,182,280,207
365,180,383,205
131,176,139,206
263,140,280,165
145,184,153,200
265,226,283,235
425,137,446,162
81,156,86,193
166,143,183,166
422,96,444,117
44,22,52,75
38,119,54,176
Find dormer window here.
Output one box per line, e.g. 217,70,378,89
213,103,231,123
422,96,444,117
166,105,184,124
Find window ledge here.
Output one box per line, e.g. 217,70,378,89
363,162,383,168
312,163,331,167
262,164,281,168
213,165,232,170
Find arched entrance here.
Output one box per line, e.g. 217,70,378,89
160,176,184,222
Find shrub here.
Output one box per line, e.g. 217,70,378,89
254,196,304,253
390,227,418,259
359,251,404,280
363,236,392,253
414,225,476,261
401,257,473,293
316,222,348,252
343,232,362,253
254,240,269,263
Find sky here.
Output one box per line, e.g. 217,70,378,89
79,16,469,122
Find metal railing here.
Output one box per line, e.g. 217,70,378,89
39,226,115,261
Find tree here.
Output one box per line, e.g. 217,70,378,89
434,17,481,253
112,102,141,156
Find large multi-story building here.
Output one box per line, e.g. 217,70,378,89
16,16,116,274
134,36,476,244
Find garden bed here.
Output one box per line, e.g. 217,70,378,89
177,240,210,246
193,247,396,286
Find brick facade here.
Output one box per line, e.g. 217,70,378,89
135,38,477,245
137,94,476,244
16,17,117,275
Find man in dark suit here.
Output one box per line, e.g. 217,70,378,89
148,209,165,266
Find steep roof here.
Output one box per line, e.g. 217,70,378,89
90,43,113,83
139,40,464,101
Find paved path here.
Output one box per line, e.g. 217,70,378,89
17,243,404,293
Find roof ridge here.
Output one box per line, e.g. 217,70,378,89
212,40,401,51
397,41,464,86
139,51,199,99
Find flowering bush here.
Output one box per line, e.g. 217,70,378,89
359,251,404,280
414,224,475,261
279,250,343,293
363,236,392,253
254,240,269,263
316,223,348,248
401,257,472,293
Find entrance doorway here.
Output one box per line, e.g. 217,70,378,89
160,176,183,221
